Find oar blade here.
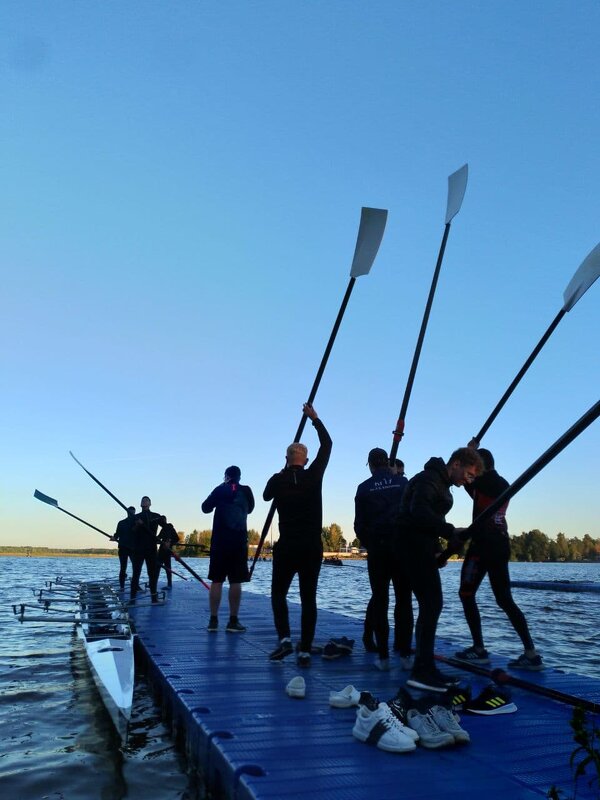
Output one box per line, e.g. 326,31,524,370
34,489,58,507
562,240,600,312
349,207,388,277
444,163,468,224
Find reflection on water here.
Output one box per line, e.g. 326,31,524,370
0,556,598,798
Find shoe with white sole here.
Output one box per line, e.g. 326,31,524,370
286,676,306,699
429,705,470,744
353,703,417,753
329,685,361,708
465,684,517,715
406,709,455,749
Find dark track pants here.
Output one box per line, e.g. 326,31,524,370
459,535,533,651
403,533,442,674
131,550,159,599
117,546,135,590
364,542,413,659
271,541,322,652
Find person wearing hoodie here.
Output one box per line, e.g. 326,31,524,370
202,466,255,633
354,447,410,671
396,447,484,693
454,445,544,671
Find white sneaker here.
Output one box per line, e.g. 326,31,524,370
329,685,361,708
353,704,417,753
380,703,419,742
285,676,306,699
406,709,455,749
429,705,470,744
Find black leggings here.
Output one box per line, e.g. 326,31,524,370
271,541,322,652
131,550,159,599
364,542,413,659
404,537,443,674
117,546,135,589
459,535,533,651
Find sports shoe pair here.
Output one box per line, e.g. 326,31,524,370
322,637,354,660
353,702,418,753
464,683,517,715
207,617,246,633
406,707,470,747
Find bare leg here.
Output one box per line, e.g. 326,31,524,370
209,581,223,616
228,583,241,617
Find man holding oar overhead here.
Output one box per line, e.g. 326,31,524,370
131,495,161,603
454,445,544,670
264,403,332,667
397,447,484,692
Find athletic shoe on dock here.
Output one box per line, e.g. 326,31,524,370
296,651,311,668
429,705,470,743
269,639,293,660
507,652,544,671
406,709,455,749
207,616,218,632
465,684,517,715
329,685,361,708
407,669,460,693
454,645,490,664
286,676,306,699
352,704,417,753
225,619,246,632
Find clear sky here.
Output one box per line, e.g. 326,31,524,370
2,1,599,549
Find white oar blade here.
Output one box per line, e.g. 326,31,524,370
34,489,58,507
562,241,600,312
444,163,468,224
349,207,388,277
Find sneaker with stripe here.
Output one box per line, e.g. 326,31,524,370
429,705,471,743
465,684,517,715
454,645,490,664
507,652,544,671
352,703,417,753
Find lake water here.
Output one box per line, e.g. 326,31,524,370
1,556,598,799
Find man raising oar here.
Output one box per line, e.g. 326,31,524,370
131,495,162,603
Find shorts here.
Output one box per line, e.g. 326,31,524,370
208,539,249,584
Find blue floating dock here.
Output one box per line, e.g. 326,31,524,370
130,584,600,799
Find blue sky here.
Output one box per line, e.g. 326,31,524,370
2,1,599,549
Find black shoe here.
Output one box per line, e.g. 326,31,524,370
296,651,311,668
357,691,379,711
387,688,415,724
269,639,293,661
465,683,517,715
226,619,246,633
207,616,218,632
407,669,460,693
329,636,354,653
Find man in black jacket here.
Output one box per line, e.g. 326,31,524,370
131,495,161,603
112,506,137,590
354,448,410,670
263,403,332,667
397,447,484,692
454,446,544,670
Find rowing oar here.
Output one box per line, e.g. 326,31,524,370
249,206,388,576
390,164,468,462
474,241,600,443
167,548,210,590
439,397,600,566
433,653,599,714
33,490,112,539
69,451,129,512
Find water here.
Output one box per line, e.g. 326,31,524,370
1,556,598,798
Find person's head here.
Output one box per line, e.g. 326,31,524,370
446,448,484,487
158,515,168,526
224,465,241,483
367,447,389,473
286,442,308,467
127,505,136,517
477,448,495,471
393,458,405,476
141,496,151,511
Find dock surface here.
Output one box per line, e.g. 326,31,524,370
130,583,600,800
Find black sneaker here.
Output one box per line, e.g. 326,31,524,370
465,683,517,715
226,619,246,633
387,688,414,725
407,669,460,693
322,642,345,660
269,639,293,661
454,645,490,664
207,616,218,632
441,684,472,711
328,636,354,653
507,652,544,671
357,691,379,711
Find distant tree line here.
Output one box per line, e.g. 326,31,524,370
509,530,600,562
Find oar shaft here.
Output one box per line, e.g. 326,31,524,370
250,278,357,577
475,309,565,442
169,550,210,589
390,222,451,462
56,506,112,539
70,452,129,512
434,652,599,714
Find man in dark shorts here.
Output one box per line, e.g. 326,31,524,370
112,505,137,590
454,446,544,670
131,495,161,603
397,447,484,692
354,448,410,670
202,466,255,632
263,403,332,667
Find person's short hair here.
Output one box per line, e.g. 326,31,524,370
225,465,241,482
127,506,136,514
368,447,389,467
286,442,308,460
141,495,151,504
448,447,484,473
394,459,404,470
477,448,494,470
